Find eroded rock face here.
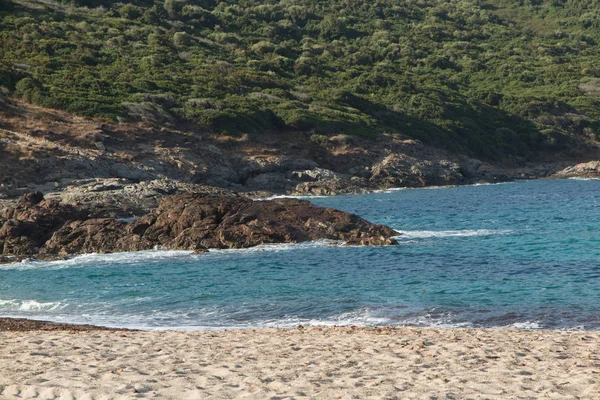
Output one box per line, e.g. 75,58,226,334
1,192,398,258
552,161,600,179
370,154,463,188
0,192,89,255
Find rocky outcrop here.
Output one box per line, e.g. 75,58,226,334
552,161,600,179
0,192,89,255
370,154,464,188
0,192,398,259
46,178,230,218
2,101,582,201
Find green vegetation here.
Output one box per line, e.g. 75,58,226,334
1,0,599,159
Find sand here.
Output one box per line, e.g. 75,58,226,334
0,325,599,399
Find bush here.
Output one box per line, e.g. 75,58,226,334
14,78,44,104
1,0,599,159
310,134,328,146
119,4,142,20
173,32,190,46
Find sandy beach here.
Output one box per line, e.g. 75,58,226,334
0,325,598,399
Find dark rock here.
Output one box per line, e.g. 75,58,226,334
0,195,89,255
18,191,44,205
0,191,398,258
42,219,129,255
370,154,463,187
244,172,290,190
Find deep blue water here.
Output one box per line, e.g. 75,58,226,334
1,179,599,330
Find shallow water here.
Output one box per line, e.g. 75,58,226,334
1,179,599,330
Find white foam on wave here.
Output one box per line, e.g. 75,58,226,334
19,306,394,331
0,250,195,271
373,186,454,193
398,314,471,329
372,187,408,194
0,241,341,271
375,182,512,194
205,240,340,256
568,177,600,181
67,249,195,265
0,299,64,312
469,181,511,187
508,321,541,330
395,229,513,239
257,194,331,201
127,308,395,331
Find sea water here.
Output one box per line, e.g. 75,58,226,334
0,179,599,330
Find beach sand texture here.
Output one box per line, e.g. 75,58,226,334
0,326,599,399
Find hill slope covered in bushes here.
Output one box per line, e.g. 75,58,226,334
1,0,599,160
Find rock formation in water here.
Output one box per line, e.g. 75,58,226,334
0,191,398,260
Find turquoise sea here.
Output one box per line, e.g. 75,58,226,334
0,179,599,330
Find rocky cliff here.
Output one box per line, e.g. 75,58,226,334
0,99,582,204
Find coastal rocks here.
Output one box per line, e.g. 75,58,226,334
370,154,464,187
244,172,291,191
238,156,319,190
292,177,372,196
42,219,129,255
46,178,229,218
0,192,89,255
289,167,345,182
128,193,397,250
552,160,600,179
290,168,365,195
0,191,398,258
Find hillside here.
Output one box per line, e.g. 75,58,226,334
1,0,600,205
1,0,599,159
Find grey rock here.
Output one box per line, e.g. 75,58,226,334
288,168,345,182
552,160,600,179
370,154,463,187
245,172,290,190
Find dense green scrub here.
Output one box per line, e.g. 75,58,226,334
1,0,599,159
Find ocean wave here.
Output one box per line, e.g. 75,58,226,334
394,229,513,239
373,186,453,193
397,315,471,329
205,240,340,256
0,299,64,312
0,241,340,271
0,250,196,271
257,194,331,201
375,182,511,193
78,307,396,331
469,182,511,187
568,177,600,181
372,187,408,194
508,321,541,330
1,306,595,331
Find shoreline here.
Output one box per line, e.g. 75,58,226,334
1,324,598,399
0,316,597,333
0,164,589,207
0,317,127,332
